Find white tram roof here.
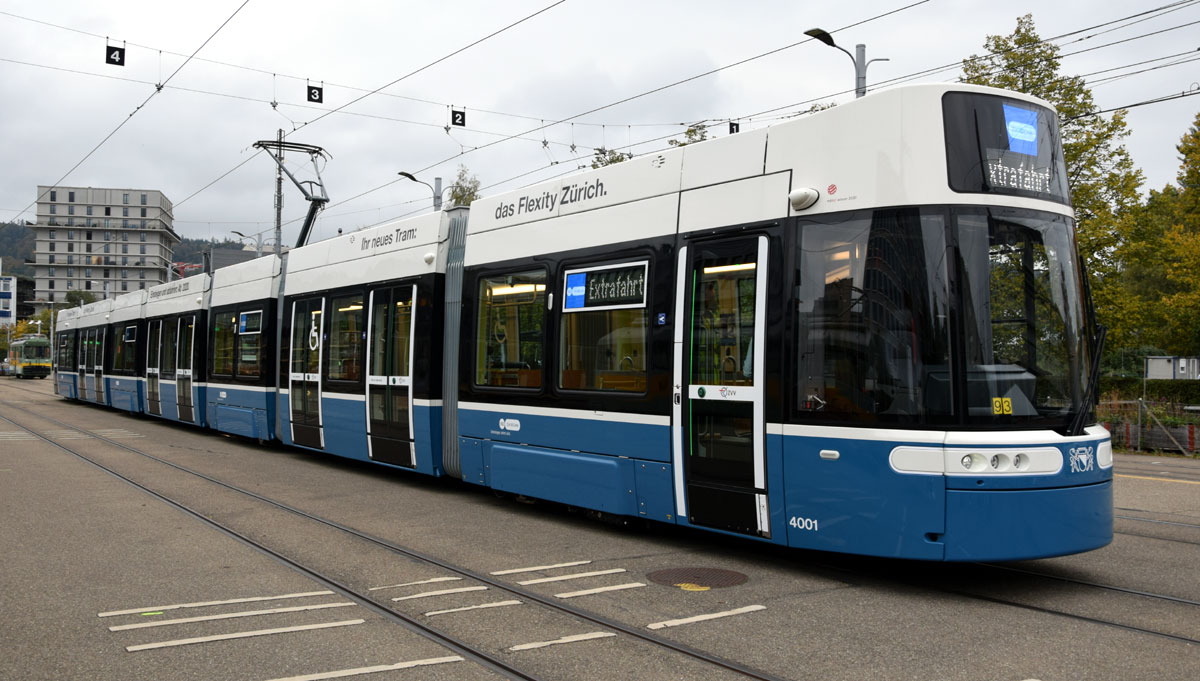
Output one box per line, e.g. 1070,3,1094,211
144,272,211,318
109,290,148,324
465,83,1071,266
70,298,116,329
211,254,281,307
284,211,449,296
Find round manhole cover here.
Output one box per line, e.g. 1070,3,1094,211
646,567,748,589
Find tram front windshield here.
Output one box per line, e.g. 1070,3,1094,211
794,206,1089,429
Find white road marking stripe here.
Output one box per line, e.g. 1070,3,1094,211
368,577,461,591
509,632,616,651
425,600,522,617
518,568,626,585
646,605,766,630
108,602,356,631
391,586,487,601
125,619,364,652
99,591,335,617
490,560,591,576
555,583,646,599
262,656,464,681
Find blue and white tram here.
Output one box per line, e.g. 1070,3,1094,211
71,300,116,406
142,273,210,425
54,306,82,399
206,255,280,441
52,82,1111,561
107,291,146,413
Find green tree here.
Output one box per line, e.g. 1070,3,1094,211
446,164,481,207
961,14,1144,353
64,290,97,307
668,124,709,147
590,147,631,168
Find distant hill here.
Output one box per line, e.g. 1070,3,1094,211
0,222,35,278
172,237,246,264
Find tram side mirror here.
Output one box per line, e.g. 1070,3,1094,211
789,187,819,211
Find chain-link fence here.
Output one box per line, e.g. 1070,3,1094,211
1098,398,1200,455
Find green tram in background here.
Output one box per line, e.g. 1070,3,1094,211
8,334,52,378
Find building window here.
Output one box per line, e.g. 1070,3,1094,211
139,271,145,279
67,217,74,226
122,207,128,217
49,242,56,252
67,281,73,289
121,256,128,265
121,282,128,291
140,245,146,255
49,205,56,214
67,230,74,239
104,244,110,253
86,231,92,240
140,208,147,217
68,205,75,215
68,191,75,202
139,283,145,290
68,255,74,265
104,207,111,216
85,268,92,278
87,206,93,216
122,232,128,241
140,193,147,205
68,267,74,277
104,268,110,278
85,280,92,290
48,267,55,277
104,231,111,240
140,232,147,242
48,280,54,289
48,229,56,239
49,190,56,201
122,193,129,204
121,269,127,278
122,219,129,228
140,220,147,228
48,255,55,264
122,244,128,254
67,243,74,253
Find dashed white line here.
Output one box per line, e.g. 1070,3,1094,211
368,577,461,591
490,560,592,576
646,605,766,630
124,619,365,652
262,656,464,681
108,601,357,631
425,600,522,617
99,591,335,617
391,586,488,601
517,568,627,585
555,583,646,599
509,632,616,651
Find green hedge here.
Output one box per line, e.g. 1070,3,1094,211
1100,377,1200,404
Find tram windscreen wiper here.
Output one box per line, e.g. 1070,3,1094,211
1070,324,1106,436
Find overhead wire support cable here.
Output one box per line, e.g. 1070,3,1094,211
6,0,253,223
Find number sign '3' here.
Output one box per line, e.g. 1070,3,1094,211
308,86,324,103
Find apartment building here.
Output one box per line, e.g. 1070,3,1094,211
30,186,180,309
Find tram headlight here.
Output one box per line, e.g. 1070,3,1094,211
1013,453,1023,468
990,455,1000,469
961,454,973,470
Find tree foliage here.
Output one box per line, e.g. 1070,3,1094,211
668,124,709,147
961,14,1145,356
590,147,631,168
446,164,481,207
64,290,97,307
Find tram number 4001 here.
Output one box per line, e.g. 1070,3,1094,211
789,516,819,532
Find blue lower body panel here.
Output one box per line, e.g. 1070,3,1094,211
207,386,274,440
943,481,1113,561
108,377,142,413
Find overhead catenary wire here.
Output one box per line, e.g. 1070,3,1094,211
6,0,253,223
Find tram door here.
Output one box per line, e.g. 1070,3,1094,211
92,326,105,403
366,285,416,467
674,236,769,537
146,319,161,416
78,329,92,401
289,297,324,449
176,315,195,423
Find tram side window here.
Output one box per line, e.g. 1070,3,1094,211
211,310,235,376
161,318,178,375
794,209,951,422
237,310,263,378
475,270,546,388
57,333,75,370
113,325,137,373
328,294,364,383
559,261,649,393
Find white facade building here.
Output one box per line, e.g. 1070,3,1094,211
30,186,180,310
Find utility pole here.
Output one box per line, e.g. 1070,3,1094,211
274,128,283,257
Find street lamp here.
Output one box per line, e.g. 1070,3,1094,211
804,28,889,98
398,172,443,211
232,230,265,257
89,280,108,300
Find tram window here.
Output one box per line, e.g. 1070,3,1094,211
559,261,648,392
329,295,364,383
57,333,75,370
236,310,263,378
178,317,194,371
794,209,951,421
212,311,235,376
113,325,137,373
476,270,546,388
161,318,178,375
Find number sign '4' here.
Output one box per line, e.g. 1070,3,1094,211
106,46,126,66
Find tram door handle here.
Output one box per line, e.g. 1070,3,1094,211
673,391,681,406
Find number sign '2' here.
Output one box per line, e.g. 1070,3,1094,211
106,45,126,66
451,109,466,127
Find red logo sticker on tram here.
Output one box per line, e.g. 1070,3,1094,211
827,184,838,195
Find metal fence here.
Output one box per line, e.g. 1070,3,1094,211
1099,399,1200,456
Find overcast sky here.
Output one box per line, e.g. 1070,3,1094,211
2,0,1197,245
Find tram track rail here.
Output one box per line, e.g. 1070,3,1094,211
0,396,788,681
